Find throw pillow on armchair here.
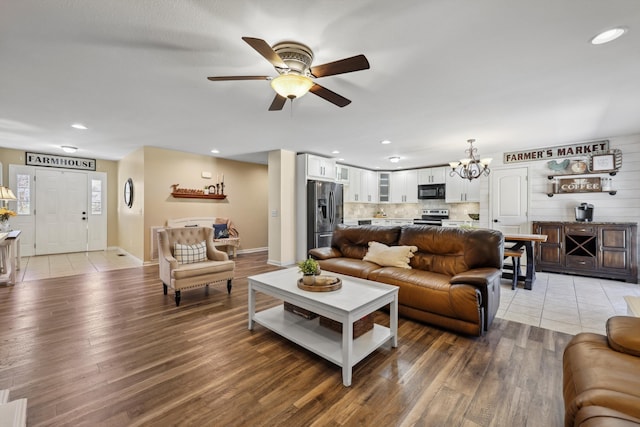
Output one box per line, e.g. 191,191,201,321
213,223,230,239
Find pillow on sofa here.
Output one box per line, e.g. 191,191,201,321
363,241,418,269
174,241,207,264
213,223,229,239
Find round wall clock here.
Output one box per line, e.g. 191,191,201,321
124,178,133,208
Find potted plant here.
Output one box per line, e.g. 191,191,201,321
298,257,320,285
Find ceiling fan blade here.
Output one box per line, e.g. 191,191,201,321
309,84,351,107
207,76,270,81
310,54,370,78
242,37,289,69
269,94,287,111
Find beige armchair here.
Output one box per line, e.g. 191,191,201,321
158,227,235,306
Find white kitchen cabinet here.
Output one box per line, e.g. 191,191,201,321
391,170,418,203
305,154,336,181
418,166,447,184
361,170,379,203
445,173,480,203
345,167,362,202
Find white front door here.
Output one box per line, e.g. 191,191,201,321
489,166,530,234
35,169,88,254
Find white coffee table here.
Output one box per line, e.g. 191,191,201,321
248,268,399,386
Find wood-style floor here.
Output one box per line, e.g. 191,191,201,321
0,252,571,426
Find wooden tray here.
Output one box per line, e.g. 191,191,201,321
297,276,342,292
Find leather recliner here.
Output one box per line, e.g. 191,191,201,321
563,316,640,426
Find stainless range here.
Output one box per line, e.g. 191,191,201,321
413,209,449,226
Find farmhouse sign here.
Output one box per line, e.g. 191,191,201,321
503,140,609,164
26,152,96,171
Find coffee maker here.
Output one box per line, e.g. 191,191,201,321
575,203,594,222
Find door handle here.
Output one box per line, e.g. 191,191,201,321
493,219,499,223
82,217,87,221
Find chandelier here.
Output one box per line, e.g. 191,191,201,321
449,139,492,181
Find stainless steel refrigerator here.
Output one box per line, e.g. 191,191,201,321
307,180,343,252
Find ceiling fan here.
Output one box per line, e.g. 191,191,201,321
207,37,370,111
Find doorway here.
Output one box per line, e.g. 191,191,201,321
9,165,107,256
35,169,88,254
489,166,530,234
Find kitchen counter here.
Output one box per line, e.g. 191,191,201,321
344,217,414,226
442,220,480,227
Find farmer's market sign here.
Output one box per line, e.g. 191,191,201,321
503,140,609,164
26,152,96,171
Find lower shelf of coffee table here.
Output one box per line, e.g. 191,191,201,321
253,305,391,367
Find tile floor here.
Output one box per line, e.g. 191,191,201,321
497,272,640,335
14,249,142,282
6,250,640,336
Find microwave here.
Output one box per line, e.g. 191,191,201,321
418,183,446,200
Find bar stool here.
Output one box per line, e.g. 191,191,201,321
503,247,524,290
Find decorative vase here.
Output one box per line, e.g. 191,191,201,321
302,274,315,285
0,219,10,232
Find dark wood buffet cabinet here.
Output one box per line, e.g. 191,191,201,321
532,221,637,283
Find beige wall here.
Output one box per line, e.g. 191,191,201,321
118,147,145,260
138,146,269,262
267,150,296,266
0,146,120,247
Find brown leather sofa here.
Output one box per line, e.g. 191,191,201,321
308,224,504,336
563,316,640,427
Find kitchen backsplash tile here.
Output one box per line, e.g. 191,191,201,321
344,201,480,220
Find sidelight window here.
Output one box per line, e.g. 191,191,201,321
16,173,30,215
91,179,102,214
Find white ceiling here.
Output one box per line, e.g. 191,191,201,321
1,1,639,170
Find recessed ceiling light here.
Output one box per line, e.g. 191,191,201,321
389,156,400,163
211,149,220,154
381,140,391,145
61,145,77,153
590,27,627,45
331,150,340,154
337,158,344,161
71,123,88,130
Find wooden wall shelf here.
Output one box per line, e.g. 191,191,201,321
547,190,616,197
171,192,226,200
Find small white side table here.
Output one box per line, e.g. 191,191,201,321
0,230,21,285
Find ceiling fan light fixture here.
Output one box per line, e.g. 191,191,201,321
270,74,314,99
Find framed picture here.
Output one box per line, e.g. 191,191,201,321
591,154,615,171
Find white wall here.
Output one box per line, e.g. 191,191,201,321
479,133,640,277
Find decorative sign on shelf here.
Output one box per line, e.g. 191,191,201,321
555,177,601,194
170,184,226,200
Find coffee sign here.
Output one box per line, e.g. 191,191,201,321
557,177,601,194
